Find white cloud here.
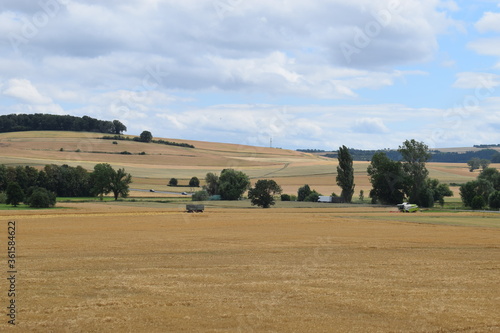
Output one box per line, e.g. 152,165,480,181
3,78,52,104
468,38,500,57
475,11,500,33
0,0,494,150
452,72,500,89
352,118,389,133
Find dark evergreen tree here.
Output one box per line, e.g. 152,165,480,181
336,145,355,203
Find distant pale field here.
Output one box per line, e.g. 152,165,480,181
1,202,499,332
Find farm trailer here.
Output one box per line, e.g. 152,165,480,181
186,204,205,213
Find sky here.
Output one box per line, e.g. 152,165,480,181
1,0,500,150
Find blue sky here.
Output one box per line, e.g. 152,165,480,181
1,0,500,150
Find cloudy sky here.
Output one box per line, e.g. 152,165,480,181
1,0,500,150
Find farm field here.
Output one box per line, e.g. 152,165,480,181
1,202,499,332
0,131,484,198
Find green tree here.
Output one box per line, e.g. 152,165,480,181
297,184,312,202
467,158,481,172
471,195,486,210
113,120,127,135
488,191,500,209
26,187,56,208
480,159,491,170
204,172,219,196
169,178,178,186
281,194,291,201
304,190,321,202
6,182,24,207
336,145,355,203
218,169,250,200
109,168,132,200
189,176,200,187
419,178,453,208
367,152,405,204
460,179,494,208
478,168,500,190
90,163,114,200
192,190,209,201
139,130,153,143
398,139,431,205
248,179,282,208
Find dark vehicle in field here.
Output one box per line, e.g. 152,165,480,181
186,204,204,213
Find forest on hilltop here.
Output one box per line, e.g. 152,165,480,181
0,114,126,135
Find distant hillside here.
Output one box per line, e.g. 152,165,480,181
307,148,500,163
0,113,126,135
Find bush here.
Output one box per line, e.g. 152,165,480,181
281,194,291,201
0,192,6,204
120,151,132,155
192,190,209,201
139,152,146,155
139,130,153,143
471,195,486,210
488,191,500,209
189,176,200,187
297,185,311,202
112,141,118,145
304,190,321,202
26,187,56,208
169,178,178,186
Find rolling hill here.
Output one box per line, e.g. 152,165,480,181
0,131,483,197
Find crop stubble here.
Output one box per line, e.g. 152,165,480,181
1,204,499,332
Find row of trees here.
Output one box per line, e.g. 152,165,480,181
319,147,499,163
102,131,195,148
0,163,132,207
168,177,200,187
0,114,126,134
467,158,490,172
191,169,282,208
365,140,452,207
460,168,500,209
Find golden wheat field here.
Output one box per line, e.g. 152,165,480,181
1,131,499,332
1,202,499,332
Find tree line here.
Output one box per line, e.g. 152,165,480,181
459,168,500,210
102,130,195,148
0,114,127,135
318,147,499,163
366,140,452,207
0,163,132,208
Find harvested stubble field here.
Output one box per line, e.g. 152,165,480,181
1,203,499,332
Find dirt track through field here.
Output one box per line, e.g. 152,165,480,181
1,204,499,332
